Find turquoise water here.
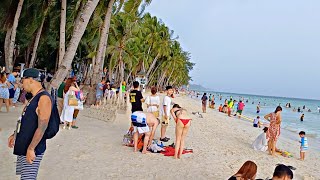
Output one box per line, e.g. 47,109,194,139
192,91,320,150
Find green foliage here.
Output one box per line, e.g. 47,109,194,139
0,0,194,87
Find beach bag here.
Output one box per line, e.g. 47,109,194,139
44,89,60,139
68,92,78,106
74,101,84,110
123,127,134,147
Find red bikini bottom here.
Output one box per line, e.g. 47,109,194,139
179,119,191,126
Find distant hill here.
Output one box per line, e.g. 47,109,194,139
188,84,209,91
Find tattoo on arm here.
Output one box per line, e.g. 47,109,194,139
28,95,51,151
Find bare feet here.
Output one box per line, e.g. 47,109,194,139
141,150,150,154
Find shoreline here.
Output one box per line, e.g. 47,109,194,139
187,91,320,151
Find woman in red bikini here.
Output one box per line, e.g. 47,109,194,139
170,104,191,159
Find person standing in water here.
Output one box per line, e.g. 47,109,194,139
264,106,283,156
256,103,261,114
300,114,304,122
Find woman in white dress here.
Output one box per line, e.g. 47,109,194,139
61,78,80,129
145,87,160,119
252,127,269,151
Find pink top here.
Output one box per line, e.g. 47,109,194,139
238,102,245,110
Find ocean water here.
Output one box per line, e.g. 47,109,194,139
190,91,320,150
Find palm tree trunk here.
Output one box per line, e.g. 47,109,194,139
92,0,115,85
157,69,167,89
29,17,45,68
5,0,24,73
4,28,12,72
58,0,67,66
50,0,100,88
165,68,175,86
146,53,159,78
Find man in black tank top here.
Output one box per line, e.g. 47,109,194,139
8,68,52,179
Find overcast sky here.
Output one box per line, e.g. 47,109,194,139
146,0,320,100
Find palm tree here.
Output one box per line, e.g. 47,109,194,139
58,0,66,66
51,0,100,88
4,0,24,72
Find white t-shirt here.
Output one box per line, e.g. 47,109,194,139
252,133,268,151
160,96,171,116
253,118,260,124
145,95,160,112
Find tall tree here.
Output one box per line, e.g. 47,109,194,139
50,0,100,88
92,0,115,85
58,0,67,66
4,0,24,72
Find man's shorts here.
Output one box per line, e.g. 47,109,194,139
16,154,44,179
161,116,170,126
9,88,15,98
133,126,150,134
131,111,149,133
237,110,243,115
301,147,308,152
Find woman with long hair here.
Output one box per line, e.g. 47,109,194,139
145,86,160,119
228,161,257,180
60,78,80,129
264,106,282,156
0,73,10,112
170,104,191,159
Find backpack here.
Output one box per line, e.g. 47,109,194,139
44,88,60,139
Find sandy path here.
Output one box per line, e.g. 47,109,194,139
0,94,318,179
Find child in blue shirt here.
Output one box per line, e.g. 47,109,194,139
299,131,308,160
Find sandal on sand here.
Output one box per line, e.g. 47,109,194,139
72,126,79,129
160,138,169,142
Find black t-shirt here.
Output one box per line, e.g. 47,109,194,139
130,90,143,112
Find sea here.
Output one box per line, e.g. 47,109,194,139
190,90,320,151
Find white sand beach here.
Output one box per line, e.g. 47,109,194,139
0,94,319,180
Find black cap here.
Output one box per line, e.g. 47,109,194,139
22,68,41,81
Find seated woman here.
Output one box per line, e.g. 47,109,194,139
252,127,269,151
228,161,257,180
170,104,191,159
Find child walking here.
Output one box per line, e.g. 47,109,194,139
299,131,308,160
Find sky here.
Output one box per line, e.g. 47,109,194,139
146,0,320,100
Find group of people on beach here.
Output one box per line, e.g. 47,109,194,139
199,92,309,161
129,81,191,159
0,70,23,112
